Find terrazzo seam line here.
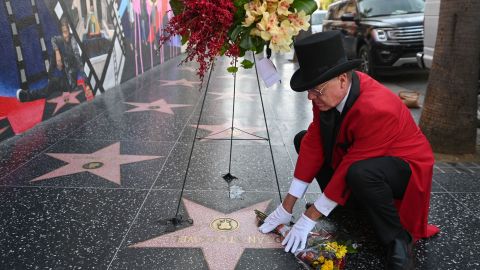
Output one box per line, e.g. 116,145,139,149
432,179,480,221
105,67,210,270
0,62,172,182
444,191,480,221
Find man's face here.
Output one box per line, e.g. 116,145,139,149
307,73,349,111
61,26,70,42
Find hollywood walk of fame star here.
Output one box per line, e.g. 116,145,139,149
124,99,191,115
31,142,161,185
208,91,257,102
47,91,82,115
130,198,282,270
192,122,265,141
159,79,201,88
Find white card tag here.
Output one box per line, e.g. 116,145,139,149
256,58,281,88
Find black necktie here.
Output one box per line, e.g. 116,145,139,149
320,108,340,166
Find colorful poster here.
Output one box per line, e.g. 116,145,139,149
0,0,181,143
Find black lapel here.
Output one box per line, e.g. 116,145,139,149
320,72,361,165
334,72,361,135
340,72,360,121
320,108,336,166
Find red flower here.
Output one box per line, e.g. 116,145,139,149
160,0,236,81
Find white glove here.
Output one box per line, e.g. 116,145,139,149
259,204,292,233
282,213,317,253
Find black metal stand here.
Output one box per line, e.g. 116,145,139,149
164,52,283,231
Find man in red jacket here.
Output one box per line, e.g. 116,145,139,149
259,31,439,269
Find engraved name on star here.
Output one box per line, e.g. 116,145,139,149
47,91,82,114
192,122,265,141
124,99,191,115
130,198,282,270
209,91,257,102
31,142,161,185
159,79,201,88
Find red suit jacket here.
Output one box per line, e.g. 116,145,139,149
294,71,439,239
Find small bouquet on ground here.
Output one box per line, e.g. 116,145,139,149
255,210,358,270
159,0,317,81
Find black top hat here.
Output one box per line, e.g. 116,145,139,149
290,31,362,92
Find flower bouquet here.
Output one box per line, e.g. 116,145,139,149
159,0,318,80
255,209,358,270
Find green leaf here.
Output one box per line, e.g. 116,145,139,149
230,25,244,42
169,0,185,16
239,34,255,50
292,0,318,15
219,45,228,56
251,37,266,53
241,59,254,69
233,0,250,8
227,66,239,73
239,48,246,57
181,34,189,45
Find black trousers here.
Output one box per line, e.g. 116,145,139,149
294,130,411,245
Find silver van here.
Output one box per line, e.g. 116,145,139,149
416,0,440,69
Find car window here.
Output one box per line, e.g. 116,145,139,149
358,0,424,17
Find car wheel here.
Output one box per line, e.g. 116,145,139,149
359,45,375,76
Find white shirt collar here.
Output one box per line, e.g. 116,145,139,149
336,82,352,114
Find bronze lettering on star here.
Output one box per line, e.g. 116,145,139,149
148,106,161,109
175,235,276,245
210,218,239,232
82,162,104,170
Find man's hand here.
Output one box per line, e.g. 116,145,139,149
259,204,292,233
282,214,316,253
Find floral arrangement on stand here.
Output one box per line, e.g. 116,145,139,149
159,0,318,80
255,209,358,270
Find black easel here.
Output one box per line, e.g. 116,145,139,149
162,51,283,230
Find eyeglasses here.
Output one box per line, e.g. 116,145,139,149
308,78,335,97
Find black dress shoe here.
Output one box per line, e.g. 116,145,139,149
386,231,414,270
16,89,30,102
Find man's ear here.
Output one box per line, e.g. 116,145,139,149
339,73,349,89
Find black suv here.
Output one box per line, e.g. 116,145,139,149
322,0,425,76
